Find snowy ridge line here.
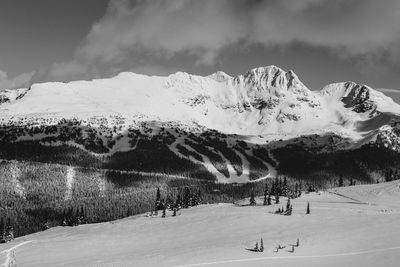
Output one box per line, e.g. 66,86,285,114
2,65,400,140
0,241,33,267
173,246,400,267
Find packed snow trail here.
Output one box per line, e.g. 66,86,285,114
65,166,75,201
0,241,33,267
10,163,25,199
174,246,400,267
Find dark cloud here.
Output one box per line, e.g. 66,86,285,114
35,0,400,90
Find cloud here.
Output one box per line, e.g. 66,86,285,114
377,88,400,104
0,70,35,89
37,0,400,82
377,88,400,94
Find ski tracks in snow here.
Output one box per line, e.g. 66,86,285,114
0,241,33,267
174,246,400,267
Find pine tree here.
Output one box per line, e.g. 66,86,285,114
176,194,182,209
0,217,4,233
271,181,275,196
260,238,264,252
173,208,177,217
183,187,191,208
282,177,288,196
156,187,161,202
155,187,163,211
339,176,344,187
254,242,259,251
295,183,301,198
162,207,166,218
250,191,256,206
278,178,283,195
296,238,299,247
275,193,279,204
267,193,272,205
306,202,310,214
263,183,269,205
79,205,85,224
286,198,291,212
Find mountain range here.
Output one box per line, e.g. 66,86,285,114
1,65,399,183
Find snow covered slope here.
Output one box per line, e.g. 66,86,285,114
2,181,400,267
0,88,29,104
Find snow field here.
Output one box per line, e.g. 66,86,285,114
1,181,399,266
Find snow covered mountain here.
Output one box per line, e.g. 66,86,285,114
1,65,399,182
1,66,399,137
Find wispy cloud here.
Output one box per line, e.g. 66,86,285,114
35,0,400,83
0,70,35,89
377,88,400,94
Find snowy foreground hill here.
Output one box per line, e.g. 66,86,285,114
1,180,399,267
0,65,400,182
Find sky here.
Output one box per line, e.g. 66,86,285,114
1,0,400,102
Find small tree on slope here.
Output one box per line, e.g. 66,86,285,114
267,193,272,205
263,184,269,205
162,207,166,218
275,193,280,204
250,191,256,206
306,202,310,214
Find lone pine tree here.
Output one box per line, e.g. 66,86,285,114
275,193,279,204
263,183,269,205
339,176,344,187
162,207,166,218
183,187,191,208
306,202,310,214
156,187,161,202
267,193,272,205
249,191,256,206
286,198,291,212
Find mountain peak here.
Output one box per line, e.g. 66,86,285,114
208,71,232,82
320,81,400,115
233,65,306,93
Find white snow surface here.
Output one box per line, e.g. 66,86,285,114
0,88,29,103
1,181,400,267
1,66,399,141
